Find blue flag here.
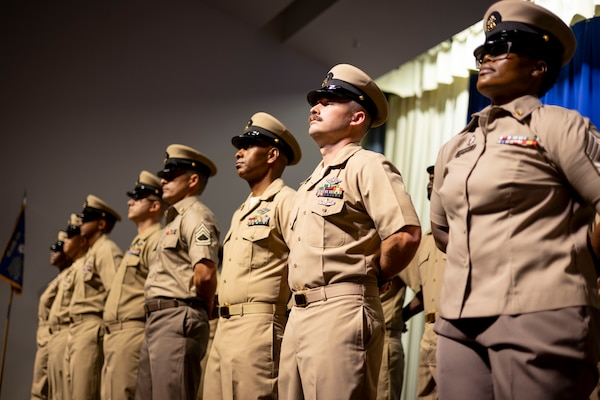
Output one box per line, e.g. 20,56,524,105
0,202,25,294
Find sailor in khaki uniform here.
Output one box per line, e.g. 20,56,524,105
413,228,445,400
431,1,600,398
203,112,302,399
47,215,87,400
65,195,123,400
377,261,421,400
136,144,220,400
31,230,71,400
101,171,164,400
278,64,421,400
409,166,446,400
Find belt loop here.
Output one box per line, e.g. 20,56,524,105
321,286,327,302
240,304,244,317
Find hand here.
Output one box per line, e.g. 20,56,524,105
379,280,391,295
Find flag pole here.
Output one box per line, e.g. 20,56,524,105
0,286,15,395
0,194,26,395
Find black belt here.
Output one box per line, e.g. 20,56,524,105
425,312,437,324
144,298,207,314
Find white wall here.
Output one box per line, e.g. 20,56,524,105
0,1,335,398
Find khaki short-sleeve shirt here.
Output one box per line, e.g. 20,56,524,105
220,178,294,306
288,143,420,289
47,263,76,326
145,196,220,300
104,223,162,321
70,235,123,315
38,274,61,324
414,230,446,315
431,95,600,318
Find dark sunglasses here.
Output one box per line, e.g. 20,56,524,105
66,225,81,238
129,192,151,201
473,40,515,69
159,168,188,182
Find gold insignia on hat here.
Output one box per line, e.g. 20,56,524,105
163,151,169,165
486,13,498,32
542,34,549,42
321,72,333,88
245,118,253,130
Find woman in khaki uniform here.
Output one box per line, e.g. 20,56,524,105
431,1,600,398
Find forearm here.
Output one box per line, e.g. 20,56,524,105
193,259,217,313
402,290,424,322
379,225,421,281
432,222,449,253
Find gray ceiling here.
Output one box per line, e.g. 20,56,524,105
201,0,497,78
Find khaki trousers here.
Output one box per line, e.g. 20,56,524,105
47,325,69,400
31,324,51,399
65,316,105,400
279,294,385,400
416,322,438,400
376,329,404,400
204,313,286,399
101,320,145,400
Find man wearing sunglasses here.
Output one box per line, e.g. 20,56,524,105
101,171,165,400
47,215,87,399
136,144,220,400
65,195,123,399
30,229,71,400
431,1,600,398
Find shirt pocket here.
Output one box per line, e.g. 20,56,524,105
241,225,271,268
82,257,95,282
306,199,346,248
122,253,142,284
161,232,180,251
